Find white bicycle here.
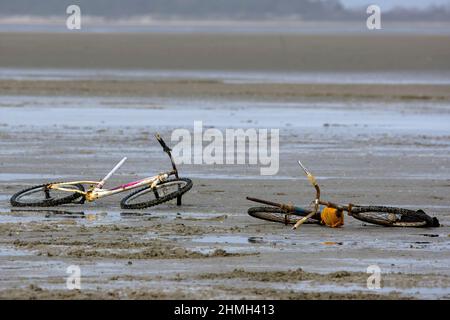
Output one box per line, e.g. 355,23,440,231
10,134,193,210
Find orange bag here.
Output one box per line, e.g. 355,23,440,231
320,207,344,228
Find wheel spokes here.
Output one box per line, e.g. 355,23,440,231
16,184,81,204
126,180,187,205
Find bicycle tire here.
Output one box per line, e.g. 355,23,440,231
350,206,439,227
247,206,320,225
120,178,193,209
10,182,85,207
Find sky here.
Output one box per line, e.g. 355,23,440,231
1,0,449,20
340,0,450,10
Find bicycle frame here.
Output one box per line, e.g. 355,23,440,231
247,160,438,229
247,160,346,230
293,160,348,229
48,171,173,202
47,133,179,203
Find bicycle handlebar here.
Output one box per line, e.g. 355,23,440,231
155,133,172,153
297,160,321,203
155,133,179,178
293,160,323,229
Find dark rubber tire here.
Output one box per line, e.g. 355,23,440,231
10,183,85,207
120,178,193,209
248,206,320,225
350,206,439,227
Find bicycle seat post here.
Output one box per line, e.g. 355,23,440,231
97,157,127,189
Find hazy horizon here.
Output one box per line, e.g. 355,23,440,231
1,0,449,21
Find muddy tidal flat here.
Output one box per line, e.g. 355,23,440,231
0,32,449,299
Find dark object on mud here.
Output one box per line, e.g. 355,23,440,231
322,241,343,245
45,211,85,219
10,208,85,216
247,236,265,244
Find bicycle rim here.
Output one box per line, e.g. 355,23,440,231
350,206,437,227
10,183,85,207
120,178,193,209
248,206,319,225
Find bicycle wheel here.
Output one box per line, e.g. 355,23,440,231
350,206,439,227
120,178,193,209
10,182,85,207
248,206,320,225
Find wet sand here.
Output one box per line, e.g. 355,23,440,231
0,32,449,300
1,33,450,72
2,79,450,102
1,95,449,299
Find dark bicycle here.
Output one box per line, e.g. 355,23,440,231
247,161,440,229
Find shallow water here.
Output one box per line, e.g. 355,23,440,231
1,96,449,136
0,208,228,225
0,247,34,257
2,68,450,85
280,281,449,299
0,173,67,182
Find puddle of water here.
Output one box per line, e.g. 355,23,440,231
191,234,303,246
283,281,450,299
194,235,252,244
324,257,450,275
2,97,450,135
122,210,230,220
0,247,34,257
173,212,229,220
0,211,47,223
187,232,450,256
0,209,114,224
0,208,189,225
0,173,66,182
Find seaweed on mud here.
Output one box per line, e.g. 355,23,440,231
63,247,246,260
212,286,411,300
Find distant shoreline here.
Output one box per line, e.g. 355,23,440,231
1,31,449,101
1,20,450,35
1,32,449,72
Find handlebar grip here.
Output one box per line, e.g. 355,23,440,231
155,133,171,152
